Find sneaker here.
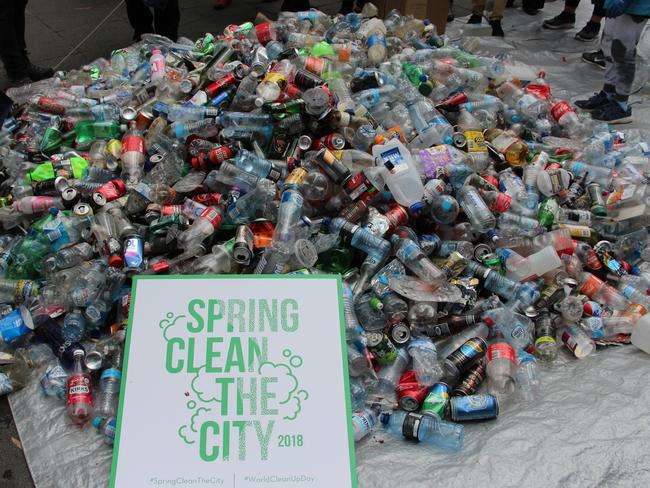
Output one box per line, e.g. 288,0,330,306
593,100,633,124
575,90,610,111
523,7,540,15
490,20,505,37
7,74,31,88
582,50,606,69
467,14,483,24
542,11,575,29
448,5,454,22
575,21,600,42
506,0,516,7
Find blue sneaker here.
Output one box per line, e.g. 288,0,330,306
575,91,609,112
593,100,633,124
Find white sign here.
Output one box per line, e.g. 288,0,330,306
111,275,357,488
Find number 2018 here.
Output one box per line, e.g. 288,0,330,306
278,434,303,447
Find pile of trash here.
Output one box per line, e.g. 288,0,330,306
1,1,650,461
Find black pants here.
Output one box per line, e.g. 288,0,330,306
281,0,310,11
566,0,606,17
126,0,180,41
340,0,366,14
0,0,29,77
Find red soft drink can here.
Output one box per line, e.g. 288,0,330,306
397,370,430,412
92,179,127,206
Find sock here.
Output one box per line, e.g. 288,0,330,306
603,84,615,99
614,94,629,111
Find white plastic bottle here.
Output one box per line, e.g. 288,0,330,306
149,49,166,82
372,139,424,213
631,314,650,354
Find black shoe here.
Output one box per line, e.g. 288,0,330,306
490,20,505,37
575,90,610,111
543,11,576,29
7,74,31,87
575,21,600,42
507,0,515,7
523,7,539,15
447,6,454,22
593,100,633,124
467,14,483,24
26,63,53,81
582,50,606,69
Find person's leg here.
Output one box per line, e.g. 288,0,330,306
153,0,179,41
544,0,578,28
281,0,310,11
575,18,611,111
0,0,29,79
340,0,355,14
610,14,648,109
472,0,485,17
575,0,604,41
489,0,507,35
126,0,154,40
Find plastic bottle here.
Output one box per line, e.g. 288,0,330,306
66,349,93,427
380,411,464,451
486,340,517,398
95,351,122,419
372,139,424,213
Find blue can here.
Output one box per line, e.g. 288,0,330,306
450,394,499,421
0,307,34,345
123,234,144,272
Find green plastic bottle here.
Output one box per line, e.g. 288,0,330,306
75,120,125,147
27,157,89,183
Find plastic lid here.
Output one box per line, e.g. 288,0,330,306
409,202,424,213
440,200,453,212
152,49,162,55
108,254,124,268
444,135,453,145
48,207,59,215
92,416,103,430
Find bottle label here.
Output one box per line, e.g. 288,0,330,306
255,23,273,44
459,338,485,358
491,133,518,153
67,375,92,405
580,274,603,298
0,309,29,344
465,131,487,153
380,147,407,174
551,101,573,122
534,336,556,348
487,343,516,363
352,411,376,437
121,135,144,156
561,331,579,352
304,57,325,76
367,34,387,49
199,207,223,230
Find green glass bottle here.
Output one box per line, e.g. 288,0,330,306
538,197,560,229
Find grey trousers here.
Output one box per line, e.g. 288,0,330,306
601,13,649,98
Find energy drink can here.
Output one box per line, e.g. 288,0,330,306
420,382,450,418
452,361,486,396
450,394,499,421
444,337,487,378
397,370,429,412
123,234,145,272
233,225,254,265
366,331,398,366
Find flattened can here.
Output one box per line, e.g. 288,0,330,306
450,393,499,421
366,331,397,366
420,382,450,418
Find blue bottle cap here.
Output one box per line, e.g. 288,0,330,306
410,201,425,213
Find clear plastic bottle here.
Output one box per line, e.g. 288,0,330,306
561,325,595,358
177,205,226,251
95,351,122,419
457,186,495,233
516,351,540,402
92,416,117,445
486,340,517,398
62,308,86,343
149,49,166,82
380,410,464,451
120,124,146,188
406,337,444,386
